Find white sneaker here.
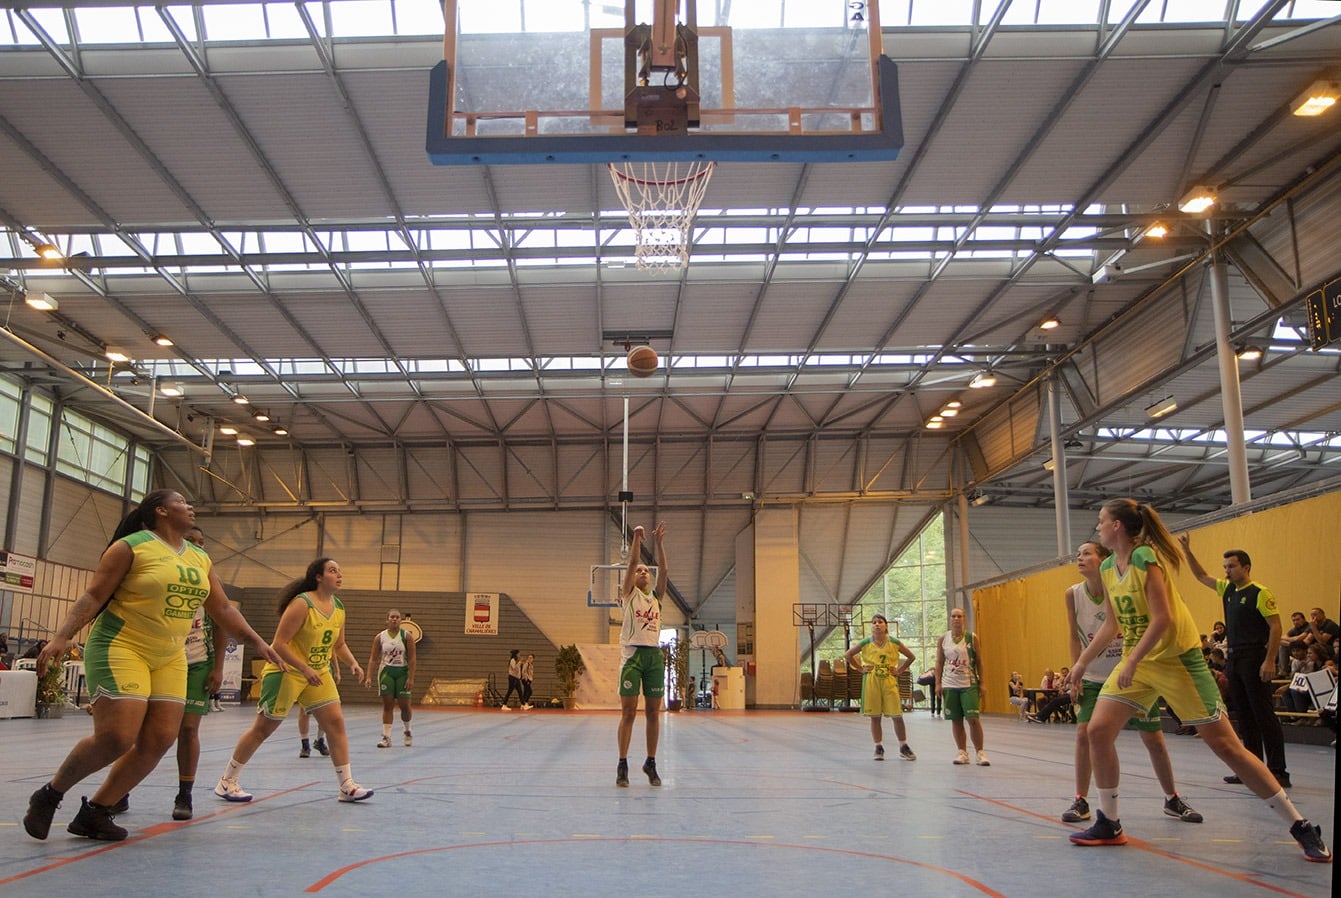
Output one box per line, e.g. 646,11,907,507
521,703,533,710
339,783,373,802
376,736,391,748
403,731,413,747
214,779,253,802
500,705,512,711
953,750,970,765
976,750,991,767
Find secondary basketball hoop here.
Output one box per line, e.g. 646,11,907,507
609,160,715,272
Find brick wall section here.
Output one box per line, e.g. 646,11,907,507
231,587,559,706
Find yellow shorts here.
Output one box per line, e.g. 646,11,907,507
84,613,187,703
1098,646,1224,726
257,666,341,720
860,673,903,717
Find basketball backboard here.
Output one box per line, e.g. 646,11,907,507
427,0,902,164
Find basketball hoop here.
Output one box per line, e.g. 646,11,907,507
608,160,715,273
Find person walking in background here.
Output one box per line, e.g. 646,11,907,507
918,666,941,717
844,613,917,761
215,557,372,804
616,521,668,787
23,491,282,842
935,607,989,766
519,652,535,710
1179,536,1291,789
365,608,416,745
501,648,523,710
1067,499,1328,862
1056,539,1202,827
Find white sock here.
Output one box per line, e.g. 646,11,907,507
335,763,354,789
224,758,246,782
1264,789,1302,825
382,723,391,738
1097,787,1119,821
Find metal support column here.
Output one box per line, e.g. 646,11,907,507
1048,373,1072,557
1208,239,1251,505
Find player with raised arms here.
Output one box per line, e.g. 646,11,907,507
615,521,668,787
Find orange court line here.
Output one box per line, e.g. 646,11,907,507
954,789,1314,898
306,836,1009,895
0,782,321,889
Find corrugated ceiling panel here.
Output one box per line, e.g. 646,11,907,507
216,73,395,220
1089,283,1191,407
973,381,1044,474
0,127,97,226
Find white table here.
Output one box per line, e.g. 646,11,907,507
0,669,38,718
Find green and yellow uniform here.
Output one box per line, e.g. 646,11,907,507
855,636,907,717
1098,545,1223,725
257,593,345,719
84,531,211,703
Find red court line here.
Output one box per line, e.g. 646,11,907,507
954,789,1315,898
0,782,320,888
306,836,1007,895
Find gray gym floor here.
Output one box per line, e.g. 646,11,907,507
1,707,1333,896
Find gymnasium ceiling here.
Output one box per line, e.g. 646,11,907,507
2,0,1340,538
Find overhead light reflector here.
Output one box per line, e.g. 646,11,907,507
159,382,183,397
104,347,130,363
970,371,996,389
25,292,58,311
151,334,174,347
1145,395,1178,419
1178,186,1216,214
1039,316,1060,330
1291,80,1339,117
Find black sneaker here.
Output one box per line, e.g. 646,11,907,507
1062,796,1091,823
1069,809,1127,846
616,759,629,788
23,784,63,840
1163,794,1203,823
108,794,129,816
299,740,311,758
643,758,661,787
899,744,917,761
1275,773,1293,789
67,797,128,842
1290,819,1332,863
1223,774,1243,784
313,737,330,757
873,744,885,761
172,794,193,821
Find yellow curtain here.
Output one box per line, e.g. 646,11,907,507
973,490,1341,713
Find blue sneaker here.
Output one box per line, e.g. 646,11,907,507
1070,809,1127,846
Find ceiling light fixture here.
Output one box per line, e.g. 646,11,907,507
969,371,996,389
151,334,174,347
970,492,989,507
944,400,962,409
35,242,63,261
25,292,58,311
236,436,256,447
1177,185,1216,214
232,395,250,405
104,347,130,363
159,382,183,397
939,407,959,417
273,426,289,436
253,410,270,422
1143,222,1169,239
219,425,238,435
1291,80,1339,117
1039,315,1060,330
1145,395,1178,419
1042,457,1056,472
1235,343,1264,361
925,419,944,429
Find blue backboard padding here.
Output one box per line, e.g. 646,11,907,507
426,57,903,165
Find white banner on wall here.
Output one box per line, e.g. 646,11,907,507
464,593,499,635
0,551,36,593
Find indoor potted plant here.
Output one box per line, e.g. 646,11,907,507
554,644,586,709
662,636,691,711
36,653,68,718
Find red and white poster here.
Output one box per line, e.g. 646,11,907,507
464,593,499,635
0,551,36,593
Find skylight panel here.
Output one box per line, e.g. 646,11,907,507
394,0,447,35
72,7,143,45
329,1,395,38
159,5,198,41
262,3,309,39
1035,0,1101,25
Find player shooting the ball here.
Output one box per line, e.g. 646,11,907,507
615,521,668,787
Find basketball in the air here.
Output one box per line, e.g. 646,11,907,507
627,345,659,377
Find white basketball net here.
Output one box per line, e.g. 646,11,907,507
608,161,715,273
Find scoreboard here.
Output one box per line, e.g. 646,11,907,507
1305,278,1341,350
